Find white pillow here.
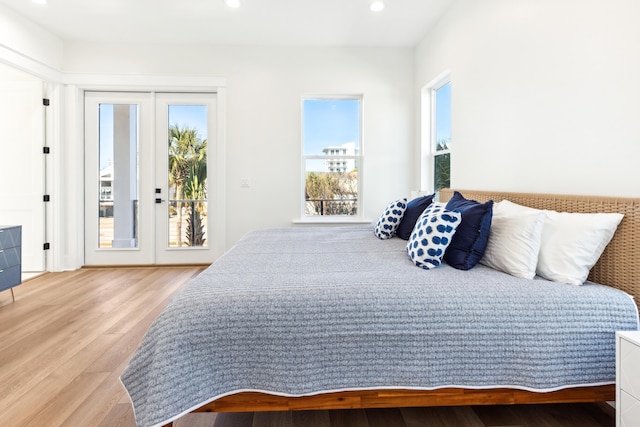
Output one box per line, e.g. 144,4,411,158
536,210,623,285
480,201,545,279
491,200,623,285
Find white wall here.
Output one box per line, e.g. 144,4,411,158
0,64,45,272
63,43,415,249
12,0,636,268
0,3,63,79
415,0,640,197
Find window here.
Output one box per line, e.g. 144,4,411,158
302,96,362,217
422,76,451,193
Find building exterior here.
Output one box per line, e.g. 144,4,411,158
322,142,358,172
99,161,114,217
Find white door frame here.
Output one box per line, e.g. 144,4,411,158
83,89,226,266
63,75,226,270
154,92,218,265
84,91,155,265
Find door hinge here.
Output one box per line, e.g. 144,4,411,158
43,147,50,154
43,242,50,250
43,98,50,106
43,195,51,202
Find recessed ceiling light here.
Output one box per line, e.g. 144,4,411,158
225,0,241,8
370,1,385,12
32,0,47,4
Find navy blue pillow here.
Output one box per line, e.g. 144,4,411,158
395,194,435,240
443,191,493,270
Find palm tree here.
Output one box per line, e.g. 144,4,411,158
434,139,450,191
183,140,207,246
168,125,207,246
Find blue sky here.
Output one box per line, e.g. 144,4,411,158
168,105,208,140
303,99,361,155
435,82,452,144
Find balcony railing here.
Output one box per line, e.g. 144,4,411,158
169,199,208,247
305,198,357,216
98,199,207,248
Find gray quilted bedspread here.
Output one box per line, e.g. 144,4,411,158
121,226,639,427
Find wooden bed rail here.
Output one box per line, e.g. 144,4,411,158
161,385,615,426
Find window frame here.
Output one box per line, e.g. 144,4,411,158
421,72,451,195
300,94,364,221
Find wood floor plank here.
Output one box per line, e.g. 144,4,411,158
328,409,369,427
20,372,111,427
211,412,254,427
252,411,293,427
97,403,138,427
173,413,216,427
581,403,616,427
61,355,134,426
400,406,485,427
1,324,123,423
542,403,613,427
0,271,92,350
365,408,405,427
2,331,127,425
472,404,528,427
292,410,331,427
0,267,205,427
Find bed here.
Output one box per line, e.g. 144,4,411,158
121,189,640,427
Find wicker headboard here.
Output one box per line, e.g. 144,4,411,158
439,189,640,302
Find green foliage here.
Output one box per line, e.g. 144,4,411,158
185,206,206,246
434,139,450,191
305,171,358,215
168,124,207,246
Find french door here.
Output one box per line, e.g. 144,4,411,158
84,91,218,265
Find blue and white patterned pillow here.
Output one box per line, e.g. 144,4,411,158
374,198,408,239
407,203,462,270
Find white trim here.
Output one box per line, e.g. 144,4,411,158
213,88,227,259
300,95,364,221
420,70,451,193
43,82,65,272
69,79,225,269
0,43,63,83
64,73,226,92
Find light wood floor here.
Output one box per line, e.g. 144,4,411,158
0,268,615,427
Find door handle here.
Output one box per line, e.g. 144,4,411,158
155,188,165,203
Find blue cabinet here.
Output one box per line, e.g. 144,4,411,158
0,225,21,301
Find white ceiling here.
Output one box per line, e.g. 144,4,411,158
0,0,454,47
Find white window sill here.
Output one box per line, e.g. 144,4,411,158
293,217,372,225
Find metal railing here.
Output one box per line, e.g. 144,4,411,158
169,199,208,247
305,198,358,216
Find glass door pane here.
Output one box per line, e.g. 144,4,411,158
166,105,208,248
98,104,139,248
85,91,153,266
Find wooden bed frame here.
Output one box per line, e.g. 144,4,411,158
162,189,640,426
